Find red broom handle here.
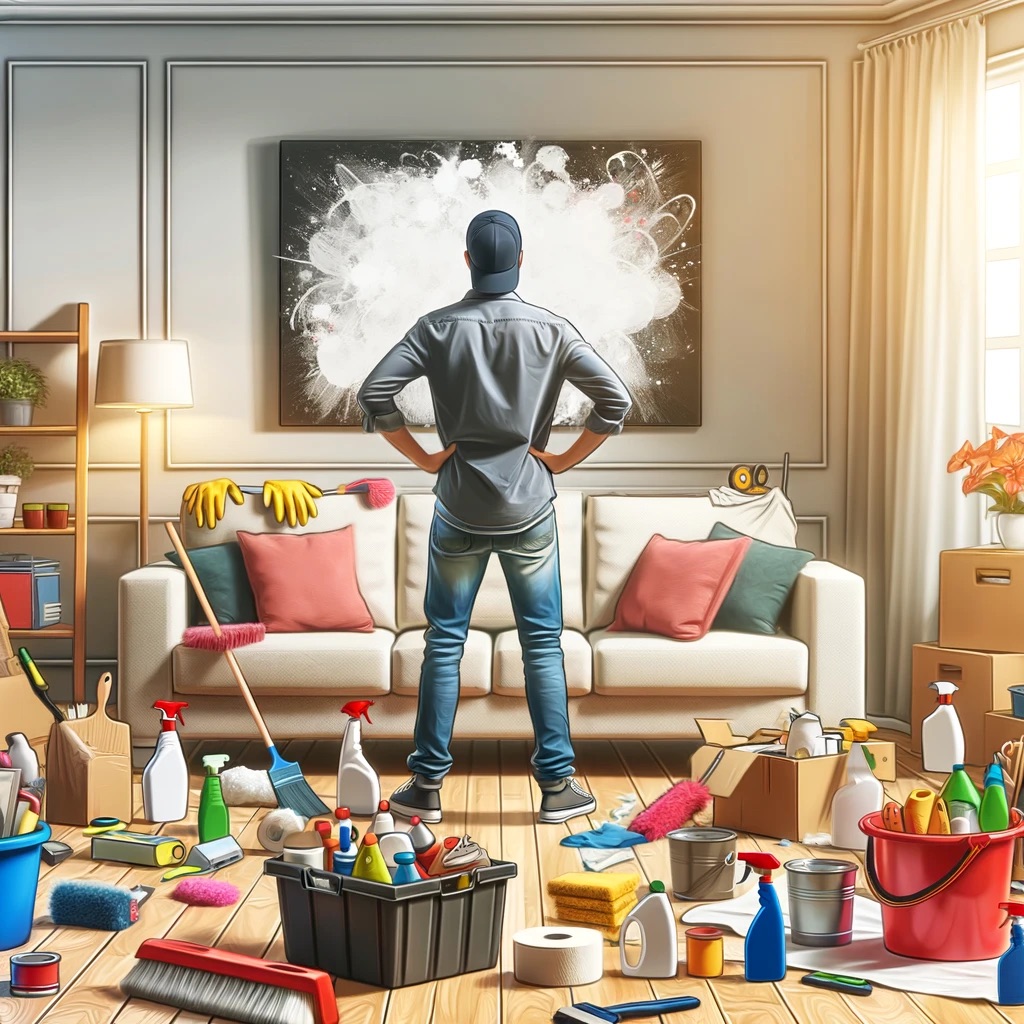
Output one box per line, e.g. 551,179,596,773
163,522,275,751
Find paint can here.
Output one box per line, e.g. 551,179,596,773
684,927,724,978
667,827,749,900
10,952,61,997
784,858,858,946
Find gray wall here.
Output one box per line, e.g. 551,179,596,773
1,19,865,699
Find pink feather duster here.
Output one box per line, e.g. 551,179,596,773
628,779,713,841
182,622,266,651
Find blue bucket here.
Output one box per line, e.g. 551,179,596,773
0,822,51,950
1010,685,1024,719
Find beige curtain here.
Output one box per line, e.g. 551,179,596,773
847,16,987,724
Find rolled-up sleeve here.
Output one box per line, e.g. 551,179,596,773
356,326,429,433
561,332,633,434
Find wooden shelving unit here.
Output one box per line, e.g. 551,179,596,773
0,303,89,701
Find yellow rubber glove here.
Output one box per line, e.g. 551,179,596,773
262,479,323,527
182,478,244,530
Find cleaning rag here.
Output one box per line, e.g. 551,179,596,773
579,847,637,872
560,823,647,849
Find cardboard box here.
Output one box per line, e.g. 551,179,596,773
984,710,1024,756
911,643,1024,765
939,546,1024,653
689,720,896,841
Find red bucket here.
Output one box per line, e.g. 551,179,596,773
860,809,1024,961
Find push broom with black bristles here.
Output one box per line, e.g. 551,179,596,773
164,521,329,818
121,939,338,1024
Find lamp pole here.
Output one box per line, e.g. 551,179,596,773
138,407,150,567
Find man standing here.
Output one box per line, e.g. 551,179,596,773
357,210,632,824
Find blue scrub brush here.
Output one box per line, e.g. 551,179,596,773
49,880,154,931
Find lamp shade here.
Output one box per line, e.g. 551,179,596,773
95,339,194,409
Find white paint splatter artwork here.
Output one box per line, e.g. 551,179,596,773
279,140,701,427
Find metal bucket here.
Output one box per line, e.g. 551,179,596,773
784,858,858,946
668,827,744,901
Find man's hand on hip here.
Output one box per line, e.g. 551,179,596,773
529,447,568,474
381,425,456,474
421,443,457,474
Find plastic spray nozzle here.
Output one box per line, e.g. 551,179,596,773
153,700,188,726
341,700,374,725
929,680,959,703
737,852,781,879
202,753,230,776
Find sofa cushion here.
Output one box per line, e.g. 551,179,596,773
589,628,808,696
172,629,393,695
585,492,799,631
609,534,751,640
237,527,374,633
180,490,397,631
397,491,585,632
164,540,256,626
391,629,492,696
708,522,815,635
492,629,592,696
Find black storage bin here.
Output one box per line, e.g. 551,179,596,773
265,857,517,988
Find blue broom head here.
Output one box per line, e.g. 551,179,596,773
50,880,138,931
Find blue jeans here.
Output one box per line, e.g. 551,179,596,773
408,509,576,784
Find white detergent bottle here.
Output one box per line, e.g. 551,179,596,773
337,700,380,815
922,681,966,773
142,700,189,822
619,880,678,978
830,741,883,851
5,732,40,783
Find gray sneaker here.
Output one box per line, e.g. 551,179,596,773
538,778,597,824
389,774,443,823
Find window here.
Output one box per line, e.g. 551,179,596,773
986,70,1024,427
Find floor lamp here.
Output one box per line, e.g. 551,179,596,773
95,339,194,566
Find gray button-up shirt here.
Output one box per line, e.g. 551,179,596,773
357,290,633,533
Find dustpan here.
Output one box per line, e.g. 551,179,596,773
46,672,133,825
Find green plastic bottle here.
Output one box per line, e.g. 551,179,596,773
940,764,982,831
980,761,1011,833
198,753,231,843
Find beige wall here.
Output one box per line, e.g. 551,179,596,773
0,19,866,699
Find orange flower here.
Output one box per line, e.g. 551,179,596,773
948,440,976,473
963,466,992,494
997,439,1024,494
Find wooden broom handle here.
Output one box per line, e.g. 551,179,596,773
163,522,274,751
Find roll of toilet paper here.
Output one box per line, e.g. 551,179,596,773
257,808,307,853
512,927,604,986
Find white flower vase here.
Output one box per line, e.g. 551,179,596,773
0,475,20,528
997,513,1024,549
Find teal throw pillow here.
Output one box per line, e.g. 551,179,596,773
707,522,815,634
165,541,257,627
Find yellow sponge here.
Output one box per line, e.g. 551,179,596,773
554,896,637,928
547,872,640,902
554,890,637,914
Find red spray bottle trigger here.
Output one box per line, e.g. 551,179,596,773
153,700,188,729
1000,902,1024,926
341,700,374,725
737,852,781,880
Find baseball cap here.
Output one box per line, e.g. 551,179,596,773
466,210,522,294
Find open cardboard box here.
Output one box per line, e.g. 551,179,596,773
689,719,896,842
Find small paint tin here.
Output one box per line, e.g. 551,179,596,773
684,927,724,978
10,952,61,997
282,831,326,870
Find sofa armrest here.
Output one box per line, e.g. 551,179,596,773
118,563,188,745
784,560,865,725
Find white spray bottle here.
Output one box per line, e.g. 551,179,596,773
922,681,965,773
142,700,189,822
830,742,883,850
337,700,380,815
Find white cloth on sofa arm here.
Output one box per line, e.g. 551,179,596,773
391,628,492,696
706,486,799,538
172,629,394,696
589,628,808,696
492,629,592,696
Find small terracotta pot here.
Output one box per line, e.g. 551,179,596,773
22,503,44,529
46,503,69,529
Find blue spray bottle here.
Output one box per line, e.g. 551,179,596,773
737,853,786,982
999,902,1024,1005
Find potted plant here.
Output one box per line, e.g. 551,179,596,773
0,358,48,426
0,445,33,529
948,427,1024,547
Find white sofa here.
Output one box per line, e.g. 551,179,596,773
118,489,865,752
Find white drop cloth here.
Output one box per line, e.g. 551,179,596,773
680,874,999,1000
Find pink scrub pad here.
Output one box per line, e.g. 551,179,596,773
170,878,241,907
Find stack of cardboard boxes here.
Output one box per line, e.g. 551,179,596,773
913,546,1024,767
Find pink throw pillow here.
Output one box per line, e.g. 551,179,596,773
609,534,752,640
236,527,374,633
